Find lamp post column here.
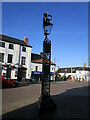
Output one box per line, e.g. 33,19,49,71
38,12,56,115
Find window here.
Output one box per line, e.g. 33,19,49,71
79,71,81,74
0,53,4,62
9,44,13,49
22,46,26,52
8,54,13,63
0,42,5,47
21,57,26,65
35,66,38,71
52,67,54,71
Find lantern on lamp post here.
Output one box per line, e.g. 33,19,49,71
43,12,53,36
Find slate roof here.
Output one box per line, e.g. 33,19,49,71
31,53,56,65
31,53,42,61
57,67,79,73
56,67,90,74
77,67,90,71
0,34,32,48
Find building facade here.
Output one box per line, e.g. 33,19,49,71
31,53,56,81
0,34,32,81
56,66,90,81
0,34,56,82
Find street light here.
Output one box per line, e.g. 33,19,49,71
38,12,56,115
43,12,53,36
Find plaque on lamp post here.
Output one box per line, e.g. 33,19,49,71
38,12,56,115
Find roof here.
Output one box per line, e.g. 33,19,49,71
31,53,56,65
0,34,32,48
56,67,79,73
77,67,90,71
31,53,42,61
56,67,90,74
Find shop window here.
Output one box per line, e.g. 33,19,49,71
21,56,26,65
0,42,5,47
0,53,4,62
8,54,13,63
9,44,13,49
22,46,26,52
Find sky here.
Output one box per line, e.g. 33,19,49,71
2,2,88,68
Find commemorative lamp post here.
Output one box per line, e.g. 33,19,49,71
38,12,56,115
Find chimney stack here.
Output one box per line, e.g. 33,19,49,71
84,63,86,68
24,35,28,45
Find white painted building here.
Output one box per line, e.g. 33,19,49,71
0,34,56,82
31,53,56,81
75,68,90,81
56,66,90,81
0,34,32,81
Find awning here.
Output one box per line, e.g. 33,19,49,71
31,71,42,75
31,71,54,75
50,72,54,75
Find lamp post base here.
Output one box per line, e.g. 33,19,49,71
38,95,57,115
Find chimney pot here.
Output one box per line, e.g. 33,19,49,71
24,35,28,45
84,63,86,68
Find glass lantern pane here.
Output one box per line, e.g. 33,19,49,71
44,25,52,35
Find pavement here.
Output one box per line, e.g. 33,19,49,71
1,81,89,118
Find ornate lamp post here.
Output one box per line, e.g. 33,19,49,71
38,12,56,115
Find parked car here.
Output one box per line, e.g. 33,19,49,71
1,76,18,88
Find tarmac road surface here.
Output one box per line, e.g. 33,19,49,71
2,81,89,118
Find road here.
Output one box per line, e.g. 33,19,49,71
2,81,89,118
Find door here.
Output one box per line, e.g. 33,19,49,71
17,68,26,82
6,68,11,79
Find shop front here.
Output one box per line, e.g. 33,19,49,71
31,71,54,82
31,71,42,82
2,64,15,79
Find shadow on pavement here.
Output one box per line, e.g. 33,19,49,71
2,85,89,119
